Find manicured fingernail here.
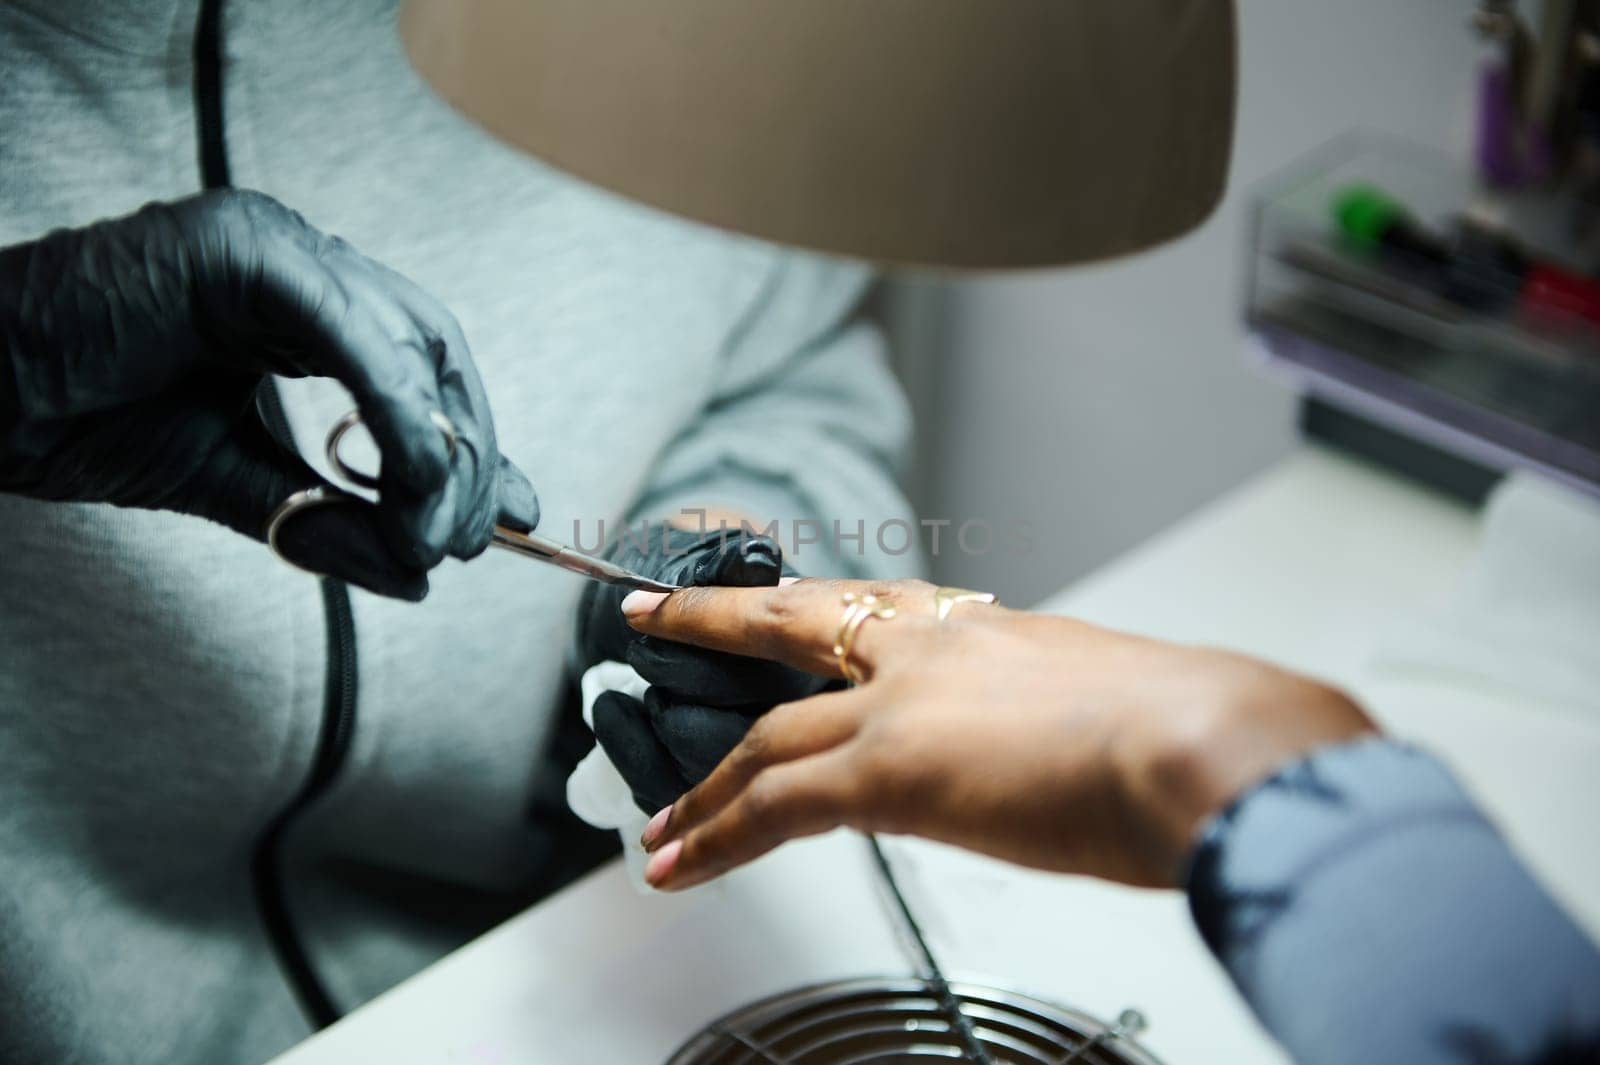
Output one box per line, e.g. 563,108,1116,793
641,806,672,849
779,576,800,586
645,839,682,886
622,590,669,618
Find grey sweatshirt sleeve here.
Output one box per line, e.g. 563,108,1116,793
629,252,922,579
1185,737,1600,1065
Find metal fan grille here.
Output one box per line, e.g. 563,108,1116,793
666,978,1162,1065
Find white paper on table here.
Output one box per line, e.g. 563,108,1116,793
1371,471,1600,718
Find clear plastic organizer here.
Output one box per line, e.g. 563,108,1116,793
1247,133,1600,497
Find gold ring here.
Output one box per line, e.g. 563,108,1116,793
832,592,897,684
934,586,997,621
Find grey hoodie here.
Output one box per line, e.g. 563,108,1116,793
0,2,918,1062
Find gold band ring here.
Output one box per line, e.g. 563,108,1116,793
833,593,897,684
934,586,998,621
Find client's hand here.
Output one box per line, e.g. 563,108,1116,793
576,529,830,813
620,578,1375,890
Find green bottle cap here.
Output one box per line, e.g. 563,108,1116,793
1333,185,1405,249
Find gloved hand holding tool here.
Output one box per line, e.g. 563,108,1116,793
577,528,833,814
0,189,539,600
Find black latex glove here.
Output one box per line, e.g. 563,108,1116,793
0,190,538,600
577,527,832,813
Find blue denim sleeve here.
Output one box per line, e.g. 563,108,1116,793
1185,737,1600,1065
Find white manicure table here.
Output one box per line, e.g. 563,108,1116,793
270,447,1600,1065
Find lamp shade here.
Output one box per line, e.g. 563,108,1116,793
400,0,1237,269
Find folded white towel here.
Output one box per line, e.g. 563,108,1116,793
567,660,656,889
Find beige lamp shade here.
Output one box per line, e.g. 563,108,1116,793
400,0,1237,269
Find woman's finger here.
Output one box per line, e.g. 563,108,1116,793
623,577,938,678
593,690,689,815
645,745,863,891
266,245,455,502
495,458,540,533
282,253,462,569
320,244,501,565
645,691,752,784
170,386,432,601
626,635,824,708
646,686,869,849
366,255,506,561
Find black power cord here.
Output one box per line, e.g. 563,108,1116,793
193,0,356,1029
867,836,997,1065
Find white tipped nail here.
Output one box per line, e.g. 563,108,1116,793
645,839,683,887
621,590,669,618
641,806,672,849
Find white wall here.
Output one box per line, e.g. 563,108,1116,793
885,0,1483,607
